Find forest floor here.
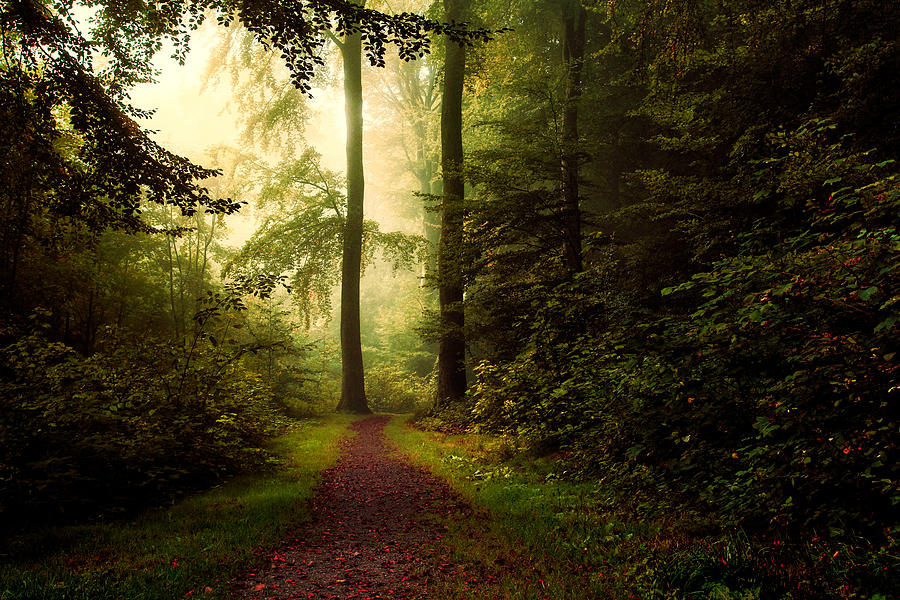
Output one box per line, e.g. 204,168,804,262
5,413,888,599
230,415,514,600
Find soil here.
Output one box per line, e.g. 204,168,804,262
230,415,502,599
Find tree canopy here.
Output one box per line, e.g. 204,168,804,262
1,0,898,596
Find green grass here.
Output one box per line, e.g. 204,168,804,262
0,414,357,600
386,415,899,600
386,415,638,599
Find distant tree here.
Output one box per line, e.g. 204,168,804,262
373,54,442,261
559,0,585,275
198,1,494,412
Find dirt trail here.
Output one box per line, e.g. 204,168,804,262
231,415,494,599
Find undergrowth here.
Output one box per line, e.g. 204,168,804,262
387,414,898,600
0,414,357,600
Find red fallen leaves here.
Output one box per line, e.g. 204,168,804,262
231,416,505,599
228,416,585,600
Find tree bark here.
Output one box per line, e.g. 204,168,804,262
437,0,468,405
561,0,586,275
336,26,371,414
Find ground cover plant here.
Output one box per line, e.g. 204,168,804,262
1,0,897,596
389,415,899,599
0,415,354,600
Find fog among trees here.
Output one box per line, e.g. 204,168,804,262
1,0,897,597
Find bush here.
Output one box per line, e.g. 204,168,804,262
0,327,280,529
468,130,900,540
364,363,431,413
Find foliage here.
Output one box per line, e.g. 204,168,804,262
0,415,353,600
395,417,900,599
434,0,900,594
0,302,283,527
364,363,430,413
222,147,426,322
467,128,900,534
656,128,899,532
0,3,238,231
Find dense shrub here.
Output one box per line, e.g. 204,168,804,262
0,325,280,529
365,363,431,413
469,132,899,537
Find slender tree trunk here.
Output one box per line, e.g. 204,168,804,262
164,220,181,339
419,159,442,290
116,253,130,329
336,25,370,414
199,213,215,292
561,0,586,275
418,170,433,281
437,0,468,405
422,161,441,254
173,228,186,332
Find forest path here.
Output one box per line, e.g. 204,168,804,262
231,415,494,599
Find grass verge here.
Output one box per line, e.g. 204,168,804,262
386,414,624,599
386,415,899,600
0,414,357,600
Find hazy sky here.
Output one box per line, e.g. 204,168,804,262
130,33,240,161
125,20,422,249
128,24,349,245
130,24,347,167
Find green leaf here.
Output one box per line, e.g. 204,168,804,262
875,316,898,332
772,283,793,297
858,286,878,301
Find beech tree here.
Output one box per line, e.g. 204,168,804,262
373,55,442,261
436,0,468,403
333,9,370,413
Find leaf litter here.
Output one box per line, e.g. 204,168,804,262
230,416,510,599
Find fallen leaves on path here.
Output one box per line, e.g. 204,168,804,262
230,416,503,599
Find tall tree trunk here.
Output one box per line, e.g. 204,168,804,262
336,26,371,414
561,0,586,275
418,169,434,282
437,0,468,404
